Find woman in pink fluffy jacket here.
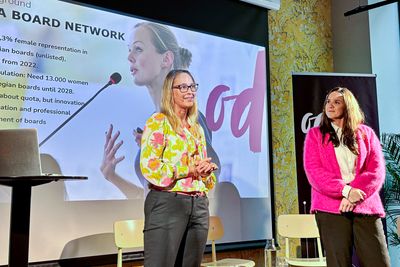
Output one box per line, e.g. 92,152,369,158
303,87,390,267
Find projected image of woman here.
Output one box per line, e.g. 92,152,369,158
100,22,220,198
141,69,217,266
303,87,390,267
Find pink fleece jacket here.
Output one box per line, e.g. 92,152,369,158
303,124,386,217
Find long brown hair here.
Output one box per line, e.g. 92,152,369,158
319,87,364,154
160,69,201,138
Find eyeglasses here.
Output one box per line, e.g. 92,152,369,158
172,83,199,93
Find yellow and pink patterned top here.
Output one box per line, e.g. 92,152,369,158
140,112,216,193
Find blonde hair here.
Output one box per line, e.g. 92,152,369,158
160,69,201,138
134,22,192,69
320,87,365,154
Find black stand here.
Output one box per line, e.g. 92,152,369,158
0,176,87,267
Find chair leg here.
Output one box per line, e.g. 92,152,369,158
117,248,122,267
211,241,217,262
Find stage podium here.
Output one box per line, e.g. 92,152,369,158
0,175,87,267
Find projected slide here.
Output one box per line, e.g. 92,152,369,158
0,0,269,201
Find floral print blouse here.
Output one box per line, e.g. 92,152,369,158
140,112,216,193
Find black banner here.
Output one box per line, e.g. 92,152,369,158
292,72,379,266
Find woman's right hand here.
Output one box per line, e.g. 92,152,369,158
133,127,143,147
100,124,125,181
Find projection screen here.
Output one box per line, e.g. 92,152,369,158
0,0,273,263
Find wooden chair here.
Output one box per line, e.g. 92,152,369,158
277,214,326,267
114,219,144,267
202,216,255,267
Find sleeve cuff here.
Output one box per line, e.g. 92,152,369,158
202,173,217,190
342,185,352,198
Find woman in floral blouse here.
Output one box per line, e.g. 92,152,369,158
101,22,220,199
140,69,218,267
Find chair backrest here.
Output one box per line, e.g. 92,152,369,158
208,216,224,241
208,216,224,262
397,216,400,236
114,219,144,249
114,219,144,267
277,214,320,238
60,233,115,259
277,214,324,265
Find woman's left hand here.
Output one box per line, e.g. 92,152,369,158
195,158,217,178
339,198,356,213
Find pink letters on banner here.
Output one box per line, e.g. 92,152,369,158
206,50,266,153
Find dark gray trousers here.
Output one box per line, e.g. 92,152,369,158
143,190,209,267
315,211,390,267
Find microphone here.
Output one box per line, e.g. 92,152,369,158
108,72,122,86
39,72,122,147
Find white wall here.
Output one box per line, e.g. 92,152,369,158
368,1,400,266
369,0,400,133
332,0,372,73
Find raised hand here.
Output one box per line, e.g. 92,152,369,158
100,124,125,181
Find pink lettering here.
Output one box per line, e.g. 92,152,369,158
206,50,266,152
